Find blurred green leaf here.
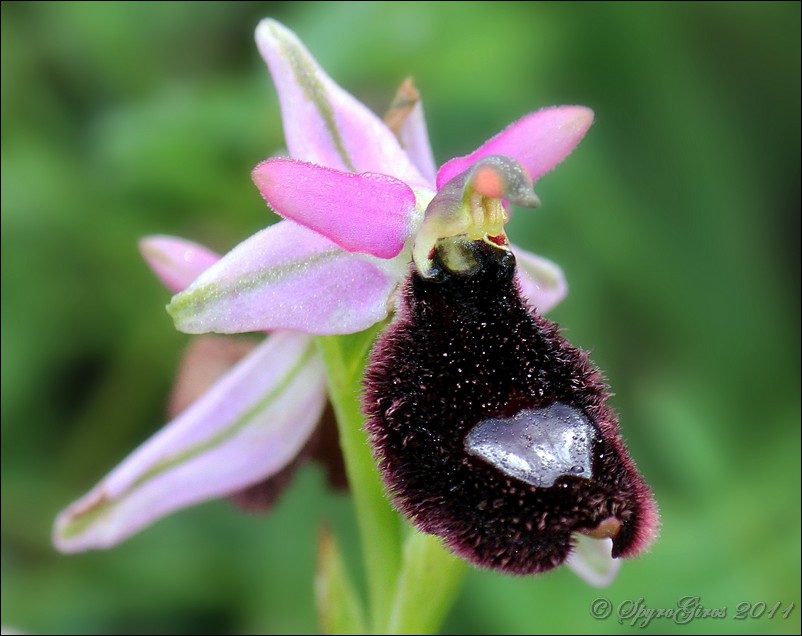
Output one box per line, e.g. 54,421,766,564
316,526,367,635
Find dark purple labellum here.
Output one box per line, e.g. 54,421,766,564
364,240,658,574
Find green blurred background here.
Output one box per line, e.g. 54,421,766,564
2,2,799,634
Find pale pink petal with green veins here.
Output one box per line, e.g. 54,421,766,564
252,159,417,259
168,221,404,336
54,330,326,552
436,106,594,189
256,19,429,189
140,236,220,293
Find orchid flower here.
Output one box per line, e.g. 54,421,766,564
54,19,656,596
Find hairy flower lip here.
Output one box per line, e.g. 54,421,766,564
364,239,659,576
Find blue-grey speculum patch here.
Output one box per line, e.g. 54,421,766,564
464,403,595,487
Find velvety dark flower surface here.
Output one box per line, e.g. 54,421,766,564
365,240,659,574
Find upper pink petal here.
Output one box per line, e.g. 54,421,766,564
436,106,594,189
512,244,568,314
167,220,403,336
139,236,221,293
253,159,417,259
256,19,428,189
53,331,326,552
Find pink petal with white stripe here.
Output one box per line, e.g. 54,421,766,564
256,19,428,189
53,331,325,552
437,106,594,189
168,221,403,336
253,159,416,259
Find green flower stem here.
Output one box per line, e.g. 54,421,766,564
386,532,466,635
317,331,402,632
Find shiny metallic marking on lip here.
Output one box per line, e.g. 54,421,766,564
464,402,595,488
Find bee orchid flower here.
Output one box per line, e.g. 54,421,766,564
54,19,656,588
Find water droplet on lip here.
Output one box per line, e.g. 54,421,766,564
464,402,596,488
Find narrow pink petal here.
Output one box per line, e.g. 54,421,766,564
437,106,594,189
53,332,326,552
255,19,428,189
512,244,568,314
140,236,220,294
253,159,416,259
168,220,403,336
566,536,621,588
398,100,438,188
